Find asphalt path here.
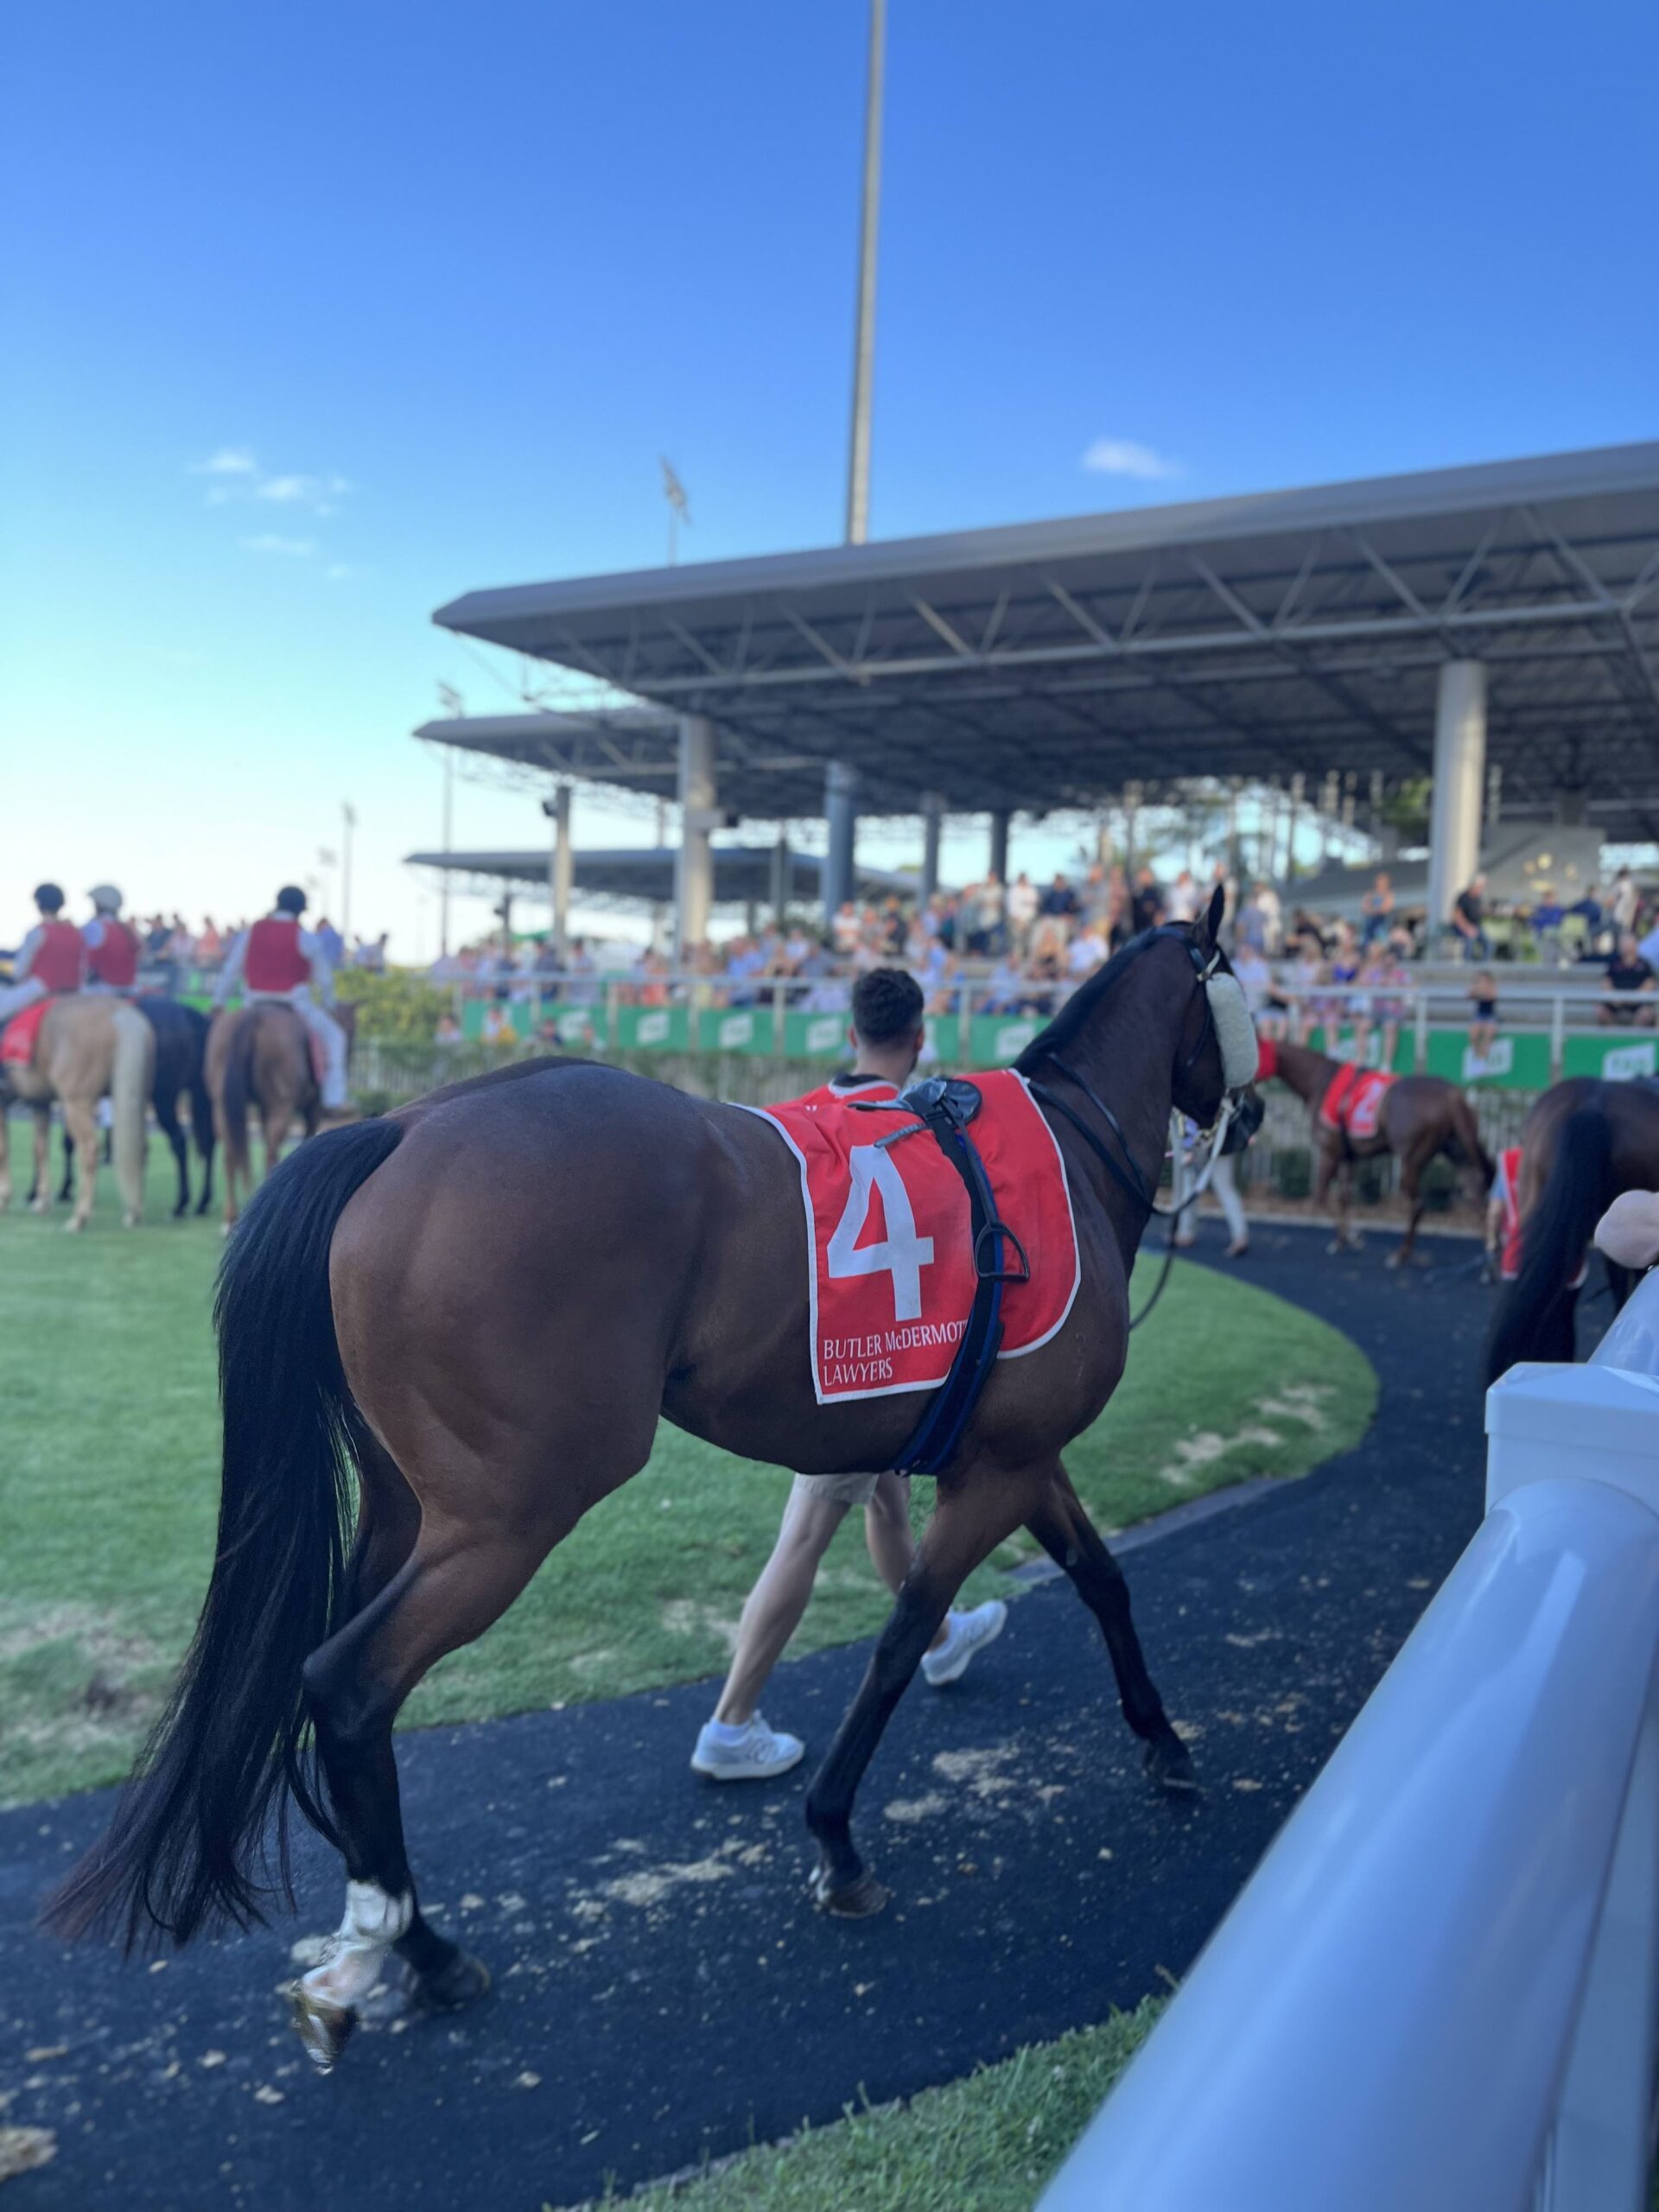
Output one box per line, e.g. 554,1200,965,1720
1,1224,1495,2210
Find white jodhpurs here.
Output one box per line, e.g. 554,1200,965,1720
0,976,48,1023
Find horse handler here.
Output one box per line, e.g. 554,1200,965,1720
692,968,1007,1782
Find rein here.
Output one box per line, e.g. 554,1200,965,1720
1024,930,1239,1331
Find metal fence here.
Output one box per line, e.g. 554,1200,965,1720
1039,1272,1659,2212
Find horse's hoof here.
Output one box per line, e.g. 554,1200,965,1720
403,1950,491,2013
809,1865,891,1918
286,1980,357,2074
1144,1739,1200,1796
1384,1249,1402,1270
121,1212,140,1230
62,1217,85,1235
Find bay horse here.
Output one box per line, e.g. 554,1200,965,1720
57,1000,216,1218
46,896,1259,2075
1484,1077,1659,1380
0,996,153,1230
207,1000,354,1228
1268,1038,1494,1264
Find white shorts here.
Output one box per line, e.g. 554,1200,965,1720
791,1468,906,1510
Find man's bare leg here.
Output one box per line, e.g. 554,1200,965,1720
713,1486,850,1727
861,1475,949,1654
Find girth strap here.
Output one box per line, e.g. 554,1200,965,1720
849,1084,1029,1478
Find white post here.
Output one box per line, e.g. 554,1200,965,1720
549,783,573,961
824,760,860,925
844,0,886,545
1427,661,1486,942
920,791,946,907
676,714,716,957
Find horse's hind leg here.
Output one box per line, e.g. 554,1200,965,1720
29,1109,52,1213
156,1095,188,1217
1025,1465,1193,1794
804,1462,1047,1918
1388,1141,1431,1269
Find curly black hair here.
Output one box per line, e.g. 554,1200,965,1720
850,966,924,1044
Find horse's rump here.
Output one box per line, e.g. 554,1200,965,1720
753,1071,1078,1403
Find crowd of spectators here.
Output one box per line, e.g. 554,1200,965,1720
131,915,391,992
432,854,1659,1048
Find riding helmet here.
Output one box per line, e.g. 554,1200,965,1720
88,883,123,913
275,885,308,915
33,882,65,913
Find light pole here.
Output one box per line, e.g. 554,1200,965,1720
844,0,886,545
340,802,356,944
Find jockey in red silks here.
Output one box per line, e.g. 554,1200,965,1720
82,884,143,995
0,881,86,1022
213,884,349,1110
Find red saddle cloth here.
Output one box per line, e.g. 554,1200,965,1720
1319,1060,1395,1142
0,996,54,1067
755,1068,1080,1404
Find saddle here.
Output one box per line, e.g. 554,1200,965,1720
850,1077,1032,1478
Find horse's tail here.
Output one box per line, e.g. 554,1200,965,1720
1484,1103,1612,1382
1447,1092,1496,1190
110,1001,153,1221
219,1010,258,1182
41,1117,404,1950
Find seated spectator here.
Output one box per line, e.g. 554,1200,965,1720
1531,887,1566,964
1601,933,1657,1027
1234,883,1270,957
1164,868,1198,924
831,900,862,959
435,1011,462,1046
1066,919,1108,979
1231,942,1273,1023
1130,867,1165,933
1450,873,1490,961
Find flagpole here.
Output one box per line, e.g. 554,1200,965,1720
844,0,886,545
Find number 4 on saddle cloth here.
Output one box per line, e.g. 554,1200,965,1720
1318,1058,1395,1143
748,1070,1080,1472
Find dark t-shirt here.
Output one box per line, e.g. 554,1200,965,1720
1607,957,1654,995
1131,884,1164,932
1454,889,1484,928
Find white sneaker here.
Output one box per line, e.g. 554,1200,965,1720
690,1712,804,1782
922,1599,1009,1687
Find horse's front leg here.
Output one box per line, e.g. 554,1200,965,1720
29,1108,53,1213
60,1096,101,1232
1025,1462,1193,1793
804,1463,1042,1917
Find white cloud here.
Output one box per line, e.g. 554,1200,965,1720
1081,437,1182,480
239,532,317,557
193,446,260,476
257,472,352,515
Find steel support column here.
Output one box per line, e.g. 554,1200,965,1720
1427,661,1487,935
770,830,790,925
676,714,716,954
824,760,860,925
988,808,1011,884
919,791,947,906
548,783,573,960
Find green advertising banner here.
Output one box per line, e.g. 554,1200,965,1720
968,1013,1045,1066
696,1006,776,1054
784,1009,855,1059
1562,1032,1659,1082
614,1003,690,1052
1303,1024,1549,1089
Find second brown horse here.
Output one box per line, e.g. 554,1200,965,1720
1268,1038,1494,1265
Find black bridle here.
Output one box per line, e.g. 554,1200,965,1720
1024,929,1223,1222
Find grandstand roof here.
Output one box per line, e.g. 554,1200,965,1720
404,843,917,909
433,442,1659,836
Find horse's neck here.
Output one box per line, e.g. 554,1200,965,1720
1278,1042,1337,1102
1058,960,1185,1207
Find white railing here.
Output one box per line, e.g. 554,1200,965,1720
1041,1269,1659,2212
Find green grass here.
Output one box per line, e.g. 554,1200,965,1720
576,2001,1164,2212
0,1125,1376,1804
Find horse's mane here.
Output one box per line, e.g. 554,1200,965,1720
1014,927,1165,1072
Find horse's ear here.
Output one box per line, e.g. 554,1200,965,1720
1202,881,1226,949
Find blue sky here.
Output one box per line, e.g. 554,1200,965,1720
3,0,1655,951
